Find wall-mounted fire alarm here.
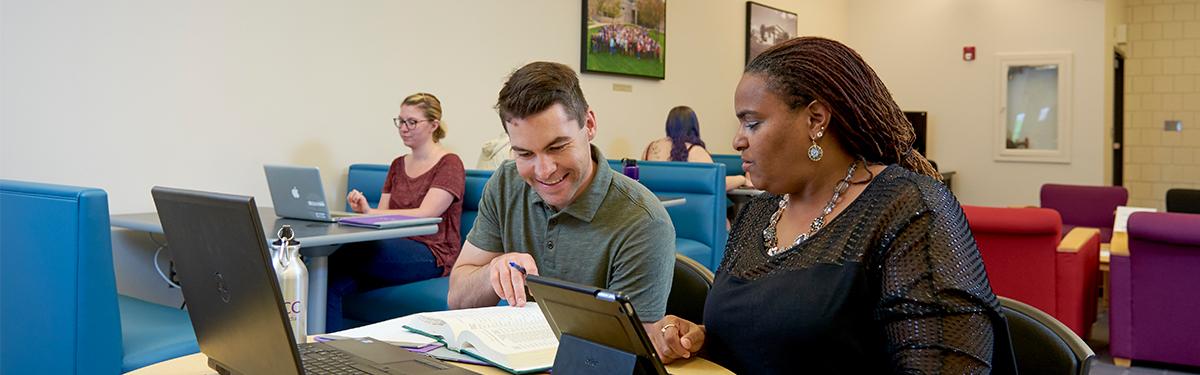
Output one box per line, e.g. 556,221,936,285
963,46,976,61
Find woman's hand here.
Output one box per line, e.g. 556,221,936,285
649,315,705,364
346,189,372,214
724,175,747,191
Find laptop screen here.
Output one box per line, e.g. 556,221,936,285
264,164,335,222
152,186,305,374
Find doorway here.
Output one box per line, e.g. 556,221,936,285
1113,51,1125,186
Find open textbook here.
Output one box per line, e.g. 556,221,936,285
403,304,557,374
326,315,438,348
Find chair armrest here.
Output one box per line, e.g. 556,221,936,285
1058,227,1101,253
1054,227,1101,337
1109,232,1129,256
1108,237,1132,357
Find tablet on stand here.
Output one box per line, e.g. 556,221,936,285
525,275,668,375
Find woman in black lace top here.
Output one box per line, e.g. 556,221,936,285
648,37,1015,374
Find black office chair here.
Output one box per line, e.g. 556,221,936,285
665,254,714,323
999,296,1094,375
1166,188,1200,214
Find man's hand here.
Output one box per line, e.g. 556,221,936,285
647,315,704,364
487,253,539,307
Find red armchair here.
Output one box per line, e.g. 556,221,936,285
962,205,1101,338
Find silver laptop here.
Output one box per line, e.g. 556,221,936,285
264,164,358,222
151,186,476,375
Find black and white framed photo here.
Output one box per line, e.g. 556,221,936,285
746,2,797,64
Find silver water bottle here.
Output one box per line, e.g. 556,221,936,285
271,225,308,342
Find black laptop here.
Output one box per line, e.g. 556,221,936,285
151,186,475,375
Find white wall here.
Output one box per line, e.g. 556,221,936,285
847,0,1108,206
1,0,847,215
1,0,848,303
4,0,1120,301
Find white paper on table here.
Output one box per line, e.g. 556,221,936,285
326,315,437,347
1113,206,1158,233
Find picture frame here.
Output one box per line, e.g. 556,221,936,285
994,52,1073,164
582,0,667,79
746,2,797,64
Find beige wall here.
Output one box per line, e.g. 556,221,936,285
0,0,848,303
846,0,1108,206
4,0,1152,301
0,0,847,215
1122,0,1200,209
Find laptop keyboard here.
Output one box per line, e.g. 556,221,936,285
299,343,370,375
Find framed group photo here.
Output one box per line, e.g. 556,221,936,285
746,2,797,64
582,0,667,79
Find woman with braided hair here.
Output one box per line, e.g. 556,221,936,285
647,37,1015,374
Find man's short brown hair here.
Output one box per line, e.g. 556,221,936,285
495,61,589,131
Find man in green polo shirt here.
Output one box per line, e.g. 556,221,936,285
448,61,687,358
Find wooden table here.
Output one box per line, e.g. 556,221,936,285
128,346,733,375
1100,232,1128,309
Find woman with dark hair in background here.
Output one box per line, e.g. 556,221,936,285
643,105,750,190
647,37,1015,374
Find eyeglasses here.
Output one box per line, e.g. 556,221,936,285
393,117,432,130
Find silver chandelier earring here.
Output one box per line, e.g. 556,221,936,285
807,129,825,161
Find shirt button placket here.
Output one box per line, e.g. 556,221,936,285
546,217,559,269
546,218,556,252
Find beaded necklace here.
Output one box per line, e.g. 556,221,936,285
763,160,858,256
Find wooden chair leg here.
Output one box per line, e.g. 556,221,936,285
1113,358,1132,367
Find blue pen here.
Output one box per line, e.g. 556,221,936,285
508,261,527,276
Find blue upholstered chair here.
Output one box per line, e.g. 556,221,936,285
1,179,198,373
709,154,744,219
609,160,728,270
711,154,744,176
345,163,390,211
340,168,494,325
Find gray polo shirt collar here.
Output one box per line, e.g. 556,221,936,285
527,144,611,223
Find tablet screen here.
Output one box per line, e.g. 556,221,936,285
525,275,667,375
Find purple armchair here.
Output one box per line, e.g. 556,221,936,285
1040,184,1128,243
1109,212,1200,367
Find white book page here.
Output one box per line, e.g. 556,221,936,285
327,315,436,347
410,314,470,348
446,304,557,371
1114,206,1157,233
459,308,557,355
424,304,556,352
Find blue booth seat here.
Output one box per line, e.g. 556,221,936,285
340,167,493,326
345,163,390,212
711,153,744,176
340,159,728,326
1,179,198,373
608,160,728,270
